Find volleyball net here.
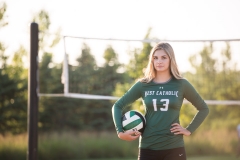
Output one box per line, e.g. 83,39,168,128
38,34,240,106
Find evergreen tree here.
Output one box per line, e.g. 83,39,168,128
6,46,28,133
99,45,125,95
68,43,113,130
0,43,28,134
69,43,97,94
0,2,26,134
38,52,63,93
0,43,18,134
91,45,126,130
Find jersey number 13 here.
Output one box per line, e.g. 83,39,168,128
152,99,169,111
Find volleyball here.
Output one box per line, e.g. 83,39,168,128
122,110,146,133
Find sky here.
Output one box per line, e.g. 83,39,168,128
1,0,240,72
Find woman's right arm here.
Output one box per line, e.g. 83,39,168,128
112,81,142,139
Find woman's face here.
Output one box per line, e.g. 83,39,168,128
152,49,170,73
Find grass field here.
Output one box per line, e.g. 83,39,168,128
84,156,239,160
186,156,240,160
1,130,239,160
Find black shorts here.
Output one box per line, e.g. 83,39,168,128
138,147,186,160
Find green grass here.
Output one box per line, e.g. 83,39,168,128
1,130,239,160
84,156,239,160
188,156,240,160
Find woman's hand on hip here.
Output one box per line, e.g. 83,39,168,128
170,123,191,136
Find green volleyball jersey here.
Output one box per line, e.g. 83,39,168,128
112,77,209,150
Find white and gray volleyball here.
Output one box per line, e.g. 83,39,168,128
122,110,146,133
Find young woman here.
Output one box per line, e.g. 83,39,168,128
112,42,209,160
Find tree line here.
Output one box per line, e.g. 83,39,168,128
0,3,240,134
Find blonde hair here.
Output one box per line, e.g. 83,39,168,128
140,42,183,83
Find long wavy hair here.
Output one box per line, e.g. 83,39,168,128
140,42,183,83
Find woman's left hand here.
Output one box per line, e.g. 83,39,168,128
170,123,191,136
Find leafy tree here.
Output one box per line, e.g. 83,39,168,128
32,10,61,52
0,2,7,28
184,43,237,100
185,44,217,99
181,44,216,128
182,43,240,130
127,28,153,80
210,43,240,129
215,42,240,100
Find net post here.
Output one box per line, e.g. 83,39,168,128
62,36,69,94
28,22,39,160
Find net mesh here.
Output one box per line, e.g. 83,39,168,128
38,35,240,105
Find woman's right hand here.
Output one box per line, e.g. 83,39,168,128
118,130,141,141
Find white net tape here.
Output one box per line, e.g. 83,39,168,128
38,93,240,105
